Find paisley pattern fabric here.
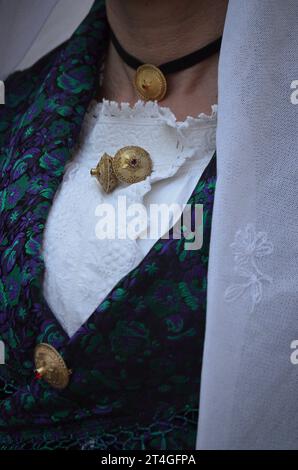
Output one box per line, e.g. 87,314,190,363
0,0,217,450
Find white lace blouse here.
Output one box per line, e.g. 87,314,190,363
42,99,217,336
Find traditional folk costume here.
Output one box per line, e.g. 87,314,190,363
1,0,297,452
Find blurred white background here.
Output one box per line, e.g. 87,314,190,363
0,0,94,80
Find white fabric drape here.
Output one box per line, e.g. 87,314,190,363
197,0,298,450
0,0,92,79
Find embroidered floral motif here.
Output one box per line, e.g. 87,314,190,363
224,223,273,312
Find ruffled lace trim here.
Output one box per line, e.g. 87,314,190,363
86,98,217,127
82,98,217,184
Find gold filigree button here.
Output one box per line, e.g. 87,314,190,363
91,146,152,193
34,343,72,390
90,153,118,193
134,64,167,102
112,146,152,184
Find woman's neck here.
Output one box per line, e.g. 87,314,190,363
100,0,228,120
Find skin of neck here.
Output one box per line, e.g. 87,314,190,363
100,0,228,120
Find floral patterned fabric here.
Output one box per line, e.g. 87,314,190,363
0,0,217,450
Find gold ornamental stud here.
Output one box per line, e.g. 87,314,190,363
112,146,152,184
134,64,167,102
34,343,72,390
90,153,118,194
91,146,152,193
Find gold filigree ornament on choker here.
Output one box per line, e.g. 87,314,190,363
90,146,152,193
109,29,222,102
